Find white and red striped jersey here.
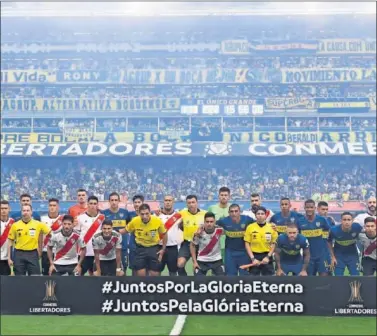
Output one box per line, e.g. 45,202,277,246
192,227,223,263
40,214,62,252
242,209,274,222
1,218,13,260
77,212,102,257
159,210,183,247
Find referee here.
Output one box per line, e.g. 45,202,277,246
124,204,167,276
7,204,50,275
244,206,278,276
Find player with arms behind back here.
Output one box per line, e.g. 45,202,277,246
275,223,310,276
297,199,331,276
40,198,63,276
102,192,129,273
191,212,225,276
358,217,377,276
158,195,182,276
217,204,253,275
93,219,123,276
47,215,86,276
68,189,88,224
76,196,105,276
327,212,363,276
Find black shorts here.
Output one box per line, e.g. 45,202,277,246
14,249,40,276
134,244,161,272
53,264,77,276
362,257,376,276
249,252,274,276
81,256,94,276
195,259,225,276
160,245,178,274
99,259,117,276
0,260,11,276
178,240,192,260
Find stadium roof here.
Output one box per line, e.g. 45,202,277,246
1,1,376,17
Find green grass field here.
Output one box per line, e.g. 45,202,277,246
1,315,376,335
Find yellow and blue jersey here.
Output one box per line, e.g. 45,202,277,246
297,215,330,259
270,211,303,235
217,215,253,251
277,233,309,264
102,208,130,250
328,223,363,255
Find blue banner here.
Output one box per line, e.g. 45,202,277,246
1,142,375,157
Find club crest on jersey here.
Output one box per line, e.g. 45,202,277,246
241,224,246,229
352,233,357,237
295,245,300,249
316,222,321,227
120,214,124,218
290,218,295,223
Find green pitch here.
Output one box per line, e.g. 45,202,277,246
1,315,375,335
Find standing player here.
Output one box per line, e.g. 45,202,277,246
358,217,376,276
217,204,253,275
40,198,63,276
77,196,105,276
208,187,231,220
158,195,182,276
327,212,363,276
191,212,225,276
1,201,14,275
243,207,278,276
102,192,129,273
127,195,144,275
68,189,88,223
93,219,123,276
242,193,274,222
297,199,331,276
125,204,167,276
177,195,207,276
275,223,310,276
354,197,376,227
47,215,86,276
11,194,41,221
270,198,302,235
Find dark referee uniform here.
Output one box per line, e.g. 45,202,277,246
126,216,166,272
8,219,50,275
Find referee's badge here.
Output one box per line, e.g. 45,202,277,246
150,231,156,238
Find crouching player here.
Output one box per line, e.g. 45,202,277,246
327,212,363,276
190,212,225,276
47,215,86,276
275,224,310,276
93,219,123,276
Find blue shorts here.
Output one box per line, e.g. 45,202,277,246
224,249,250,275
334,253,360,276
308,255,329,275
281,262,303,276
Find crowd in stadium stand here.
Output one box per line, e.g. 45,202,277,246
1,159,375,202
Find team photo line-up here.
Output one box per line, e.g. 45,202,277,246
0,188,376,277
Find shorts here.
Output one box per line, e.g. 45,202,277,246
14,249,40,276
195,259,225,276
334,253,360,276
178,240,191,260
308,255,329,275
0,260,11,276
224,249,250,276
362,257,376,276
160,245,178,274
280,262,303,276
53,263,78,276
249,252,274,276
81,256,94,276
134,244,161,272
99,259,117,276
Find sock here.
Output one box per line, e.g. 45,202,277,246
169,271,178,276
177,267,187,276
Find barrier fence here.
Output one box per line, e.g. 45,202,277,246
1,276,375,316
